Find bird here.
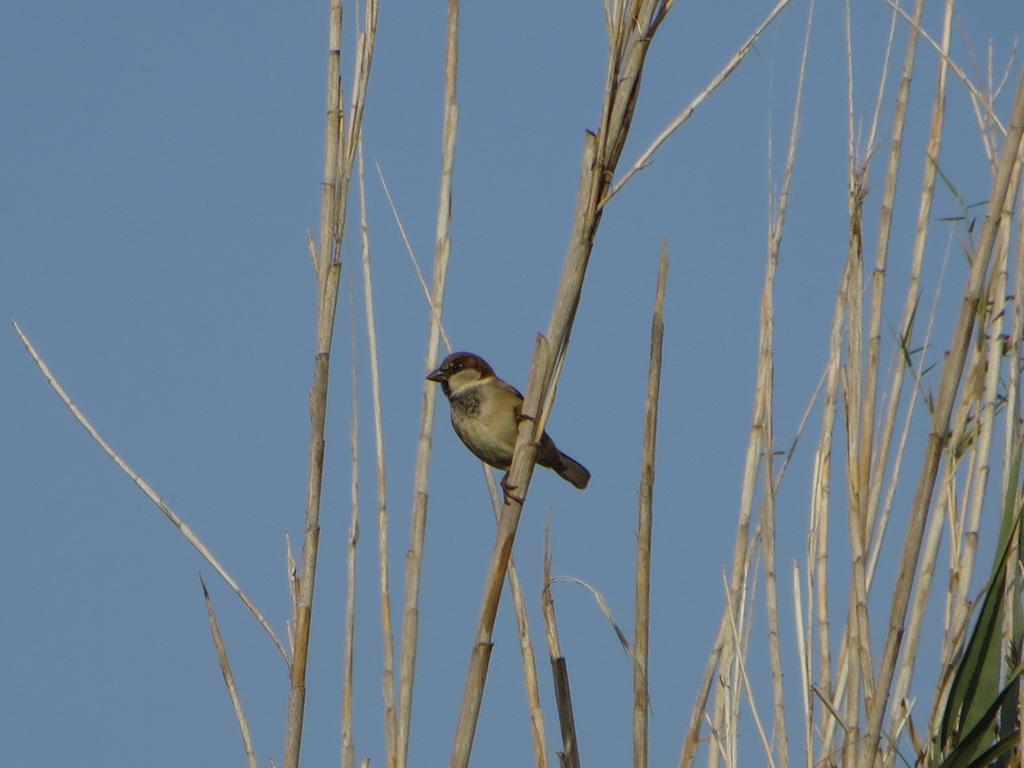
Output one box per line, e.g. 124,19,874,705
426,351,590,491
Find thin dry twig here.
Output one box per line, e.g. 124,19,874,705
357,141,398,768
12,321,289,666
604,0,795,204
879,0,1007,137
542,519,580,768
342,283,361,768
375,162,453,354
200,574,258,768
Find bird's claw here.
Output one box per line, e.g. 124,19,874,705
501,474,524,505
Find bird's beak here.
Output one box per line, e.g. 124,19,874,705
426,367,445,383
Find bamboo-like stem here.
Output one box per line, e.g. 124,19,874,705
857,71,1024,768
342,288,360,768
856,0,925,613
808,243,847,764
482,470,549,768
285,0,378,761
396,2,459,766
676,631,721,768
952,157,1020,622
449,5,677,764
357,142,398,768
867,0,950,610
1008,152,1024,471
707,2,813,759
792,564,812,768
757,3,812,763
200,574,258,768
633,246,668,768
819,237,949,763
286,534,299,653
378,90,548,765
541,522,580,768
721,572,777,768
840,0,871,747
450,335,550,768
12,321,289,666
285,0,346,754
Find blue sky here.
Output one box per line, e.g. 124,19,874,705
3,0,1023,766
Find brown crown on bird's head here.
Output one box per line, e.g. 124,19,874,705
426,352,495,395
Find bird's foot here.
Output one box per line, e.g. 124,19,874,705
515,410,536,425
501,474,524,505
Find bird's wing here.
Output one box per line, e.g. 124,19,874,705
493,378,526,416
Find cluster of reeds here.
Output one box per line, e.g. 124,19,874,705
16,0,1024,766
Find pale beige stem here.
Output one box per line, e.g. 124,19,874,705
342,294,360,768
449,4,677,764
285,0,378,762
396,3,459,766
12,321,288,666
633,247,668,768
200,574,258,768
857,71,1024,768
357,141,398,768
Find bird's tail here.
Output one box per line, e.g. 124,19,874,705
555,451,590,490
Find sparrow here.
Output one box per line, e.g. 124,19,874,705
427,351,590,491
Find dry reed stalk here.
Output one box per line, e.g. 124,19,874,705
820,239,950,763
481,470,549,768
857,71,1024,768
807,245,847,763
356,142,398,768
677,626,725,768
881,0,1006,137
857,0,926,543
448,4,688,765
379,125,548,767
843,0,929,753
541,522,580,768
396,2,459,766
200,574,258,768
450,335,549,768
756,4,813,765
374,163,453,353
950,195,1017,626
721,571,776,768
792,564,812,768
1010,161,1024,458
449,4,682,764
708,2,814,760
285,0,378,763
286,534,299,653
633,247,668,768
849,10,927,712
11,321,289,666
342,290,361,768
866,0,953,658
814,0,938,749
605,0,794,204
